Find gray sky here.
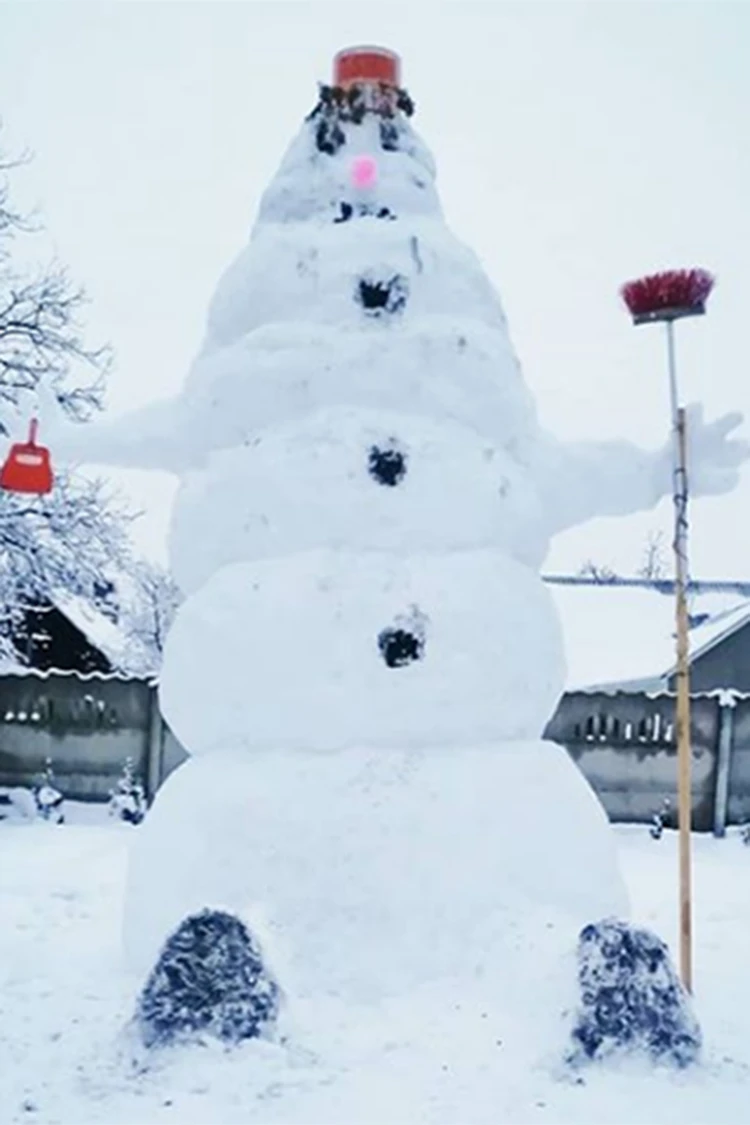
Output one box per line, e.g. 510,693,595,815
0,1,748,576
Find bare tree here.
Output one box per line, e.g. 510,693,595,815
117,560,182,673
577,559,618,584
0,123,135,663
637,530,667,583
0,127,110,430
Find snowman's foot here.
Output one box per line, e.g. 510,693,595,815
566,918,701,1069
134,909,280,1049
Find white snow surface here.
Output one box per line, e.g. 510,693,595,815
250,111,440,229
205,218,509,345
123,740,625,993
552,586,750,691
2,812,750,1125
169,406,548,595
159,549,565,754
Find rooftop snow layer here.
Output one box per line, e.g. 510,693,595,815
552,584,750,692
49,592,153,677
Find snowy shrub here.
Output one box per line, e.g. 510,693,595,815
135,909,280,1049
568,919,701,1069
356,274,409,316
33,759,65,824
740,820,750,846
7,787,38,821
368,441,407,486
108,758,147,825
650,797,671,840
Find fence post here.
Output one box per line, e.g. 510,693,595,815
713,696,735,838
145,683,163,804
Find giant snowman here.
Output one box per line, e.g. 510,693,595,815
52,48,745,1013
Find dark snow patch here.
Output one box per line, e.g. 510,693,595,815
135,909,280,1049
568,918,701,1069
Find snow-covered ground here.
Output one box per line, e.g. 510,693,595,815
1,808,748,1125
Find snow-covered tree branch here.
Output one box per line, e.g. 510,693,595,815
0,470,134,643
0,125,110,433
116,560,183,673
0,122,140,664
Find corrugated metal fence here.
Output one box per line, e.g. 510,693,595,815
544,689,750,835
1,671,749,836
0,670,187,803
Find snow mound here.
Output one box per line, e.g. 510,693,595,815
569,918,701,1068
168,407,547,595
123,741,627,997
158,549,565,754
135,908,280,1048
178,316,537,468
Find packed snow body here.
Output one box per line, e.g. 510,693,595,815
124,741,627,997
159,550,564,754
169,408,549,595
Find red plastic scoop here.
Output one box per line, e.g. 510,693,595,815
0,418,53,494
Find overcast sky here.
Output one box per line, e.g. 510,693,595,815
0,1,748,577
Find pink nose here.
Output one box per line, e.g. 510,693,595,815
351,155,378,190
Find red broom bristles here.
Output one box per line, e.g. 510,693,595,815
621,269,715,317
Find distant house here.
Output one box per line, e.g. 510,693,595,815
546,577,750,694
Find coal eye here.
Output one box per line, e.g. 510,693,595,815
368,444,407,486
377,627,424,668
356,274,409,315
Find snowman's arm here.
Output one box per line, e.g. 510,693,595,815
531,405,748,535
47,396,193,474
530,432,668,534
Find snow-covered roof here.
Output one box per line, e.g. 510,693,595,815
0,665,154,684
48,591,153,677
550,583,750,692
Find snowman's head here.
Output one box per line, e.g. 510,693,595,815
256,46,441,226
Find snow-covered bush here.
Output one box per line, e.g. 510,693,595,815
568,918,701,1068
108,757,147,825
135,909,280,1048
650,797,671,840
33,758,64,824
8,786,38,821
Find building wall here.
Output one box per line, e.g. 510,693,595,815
674,623,750,694
688,625,750,693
